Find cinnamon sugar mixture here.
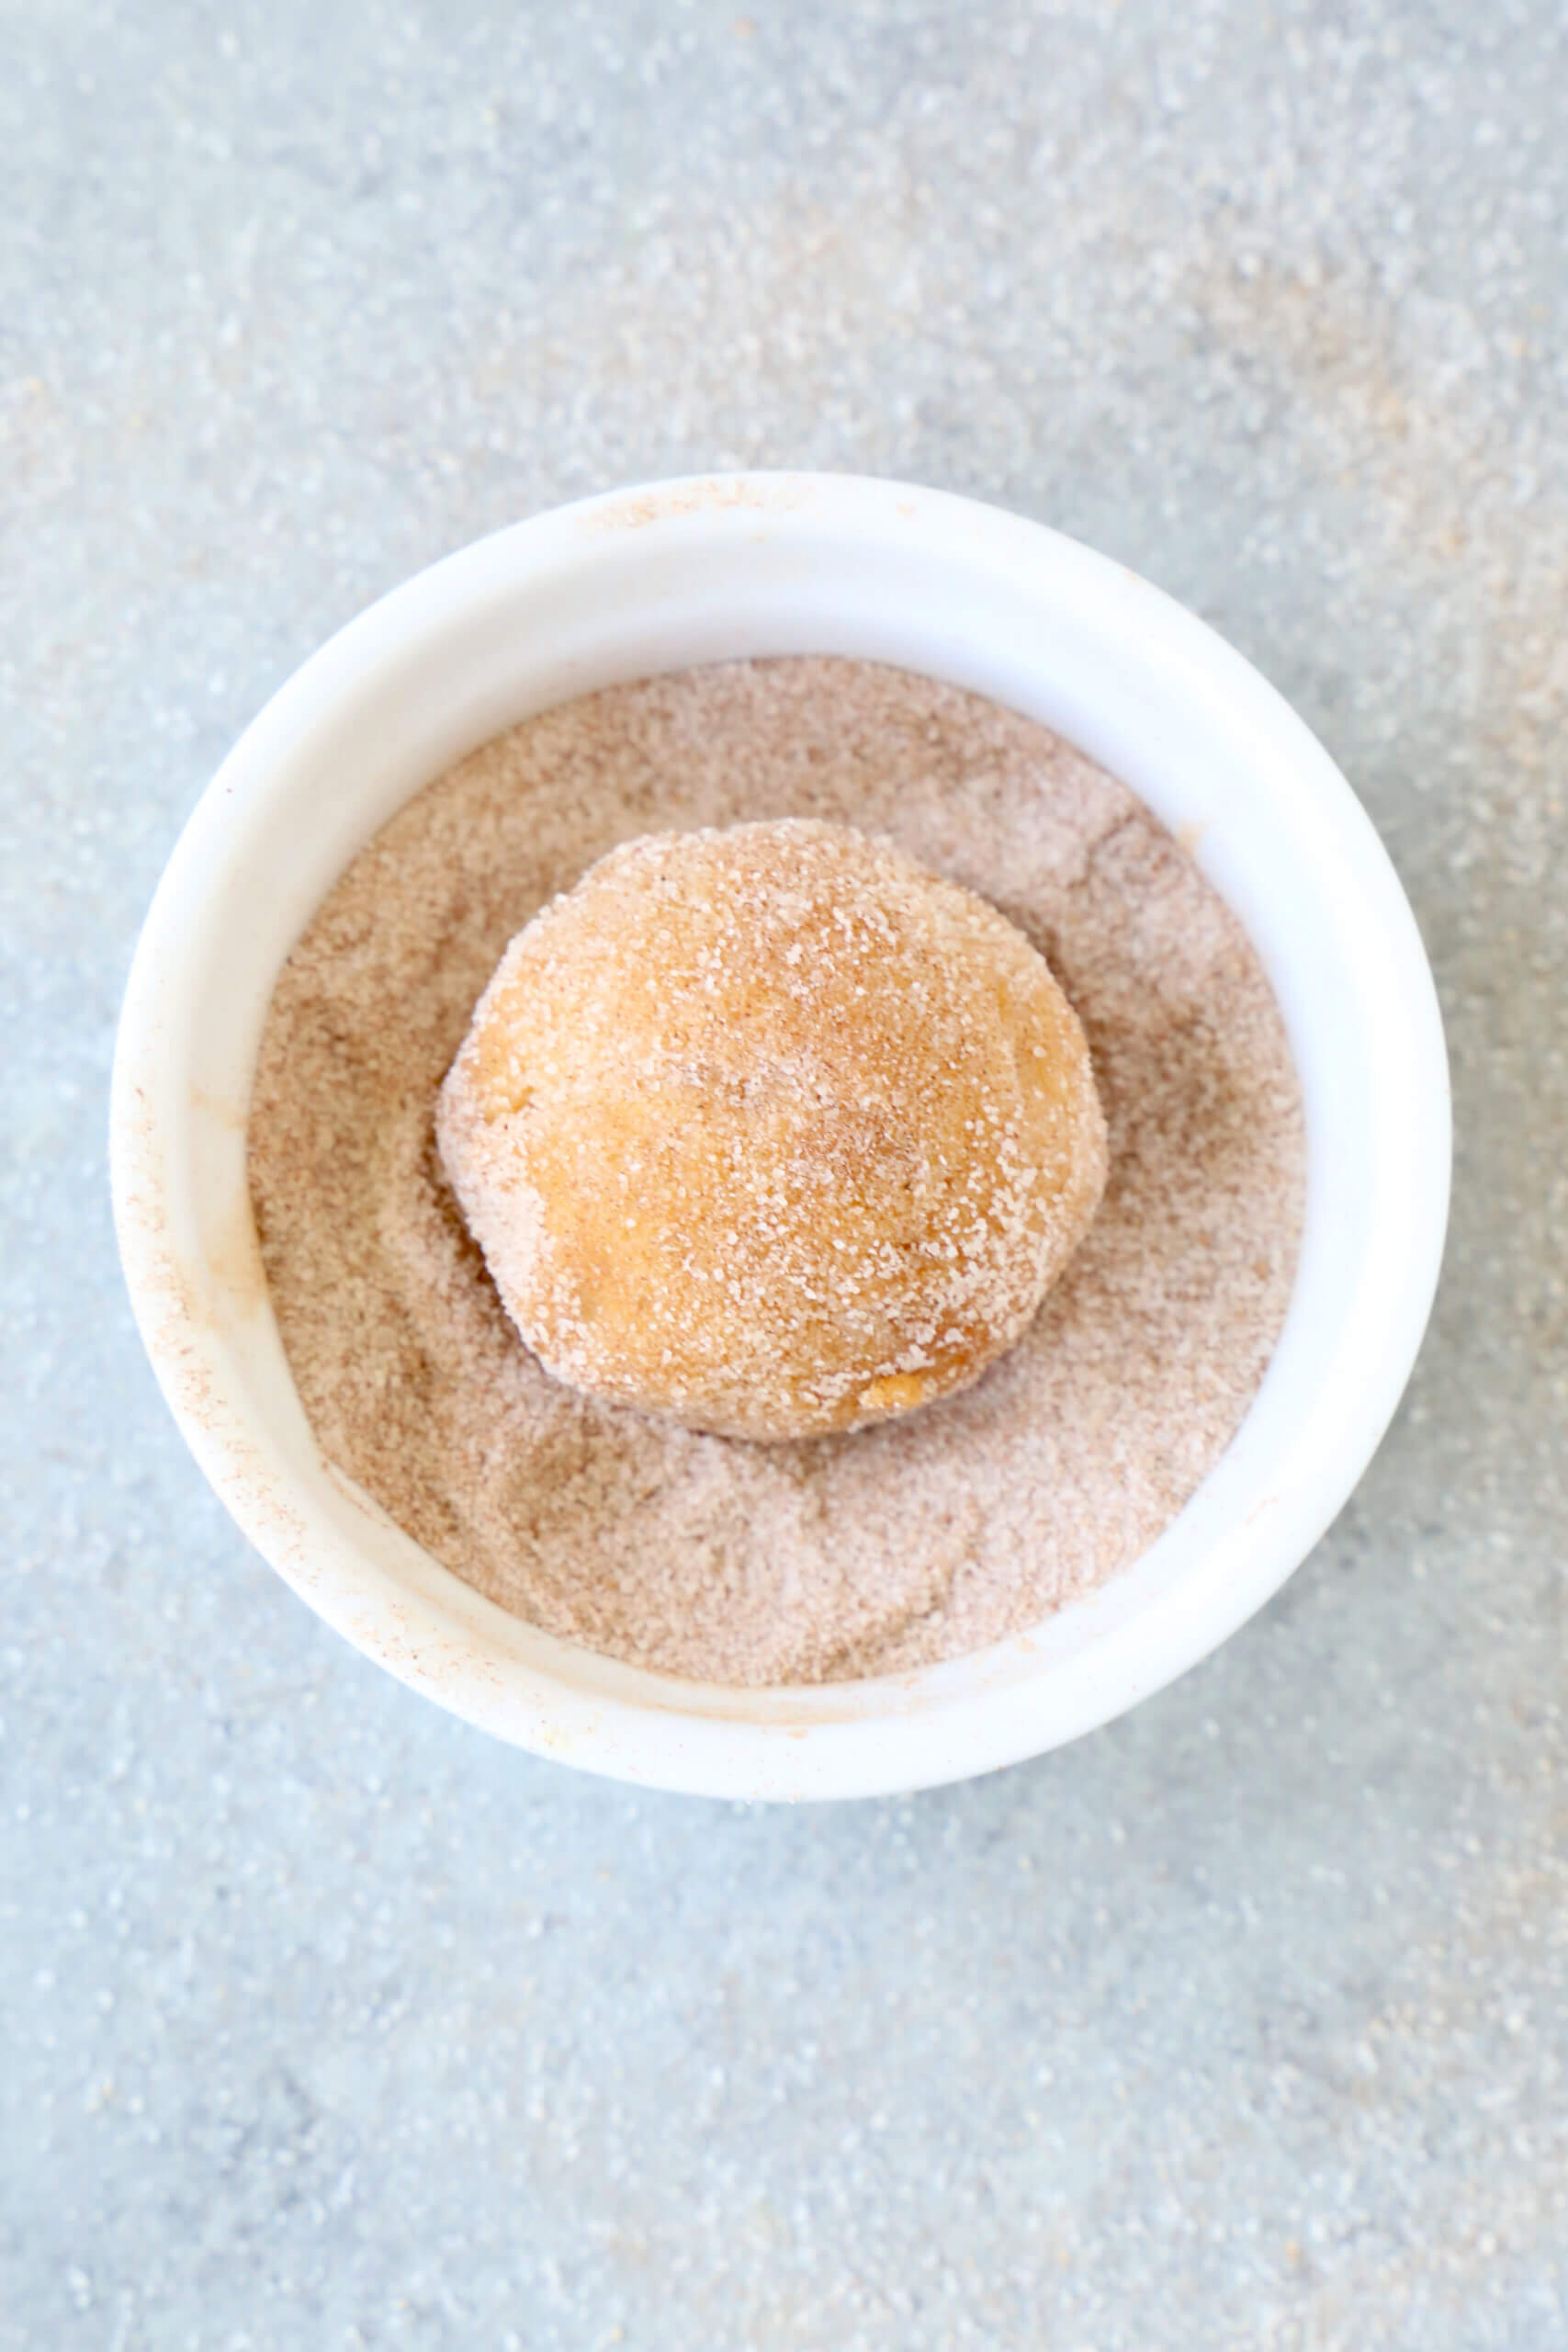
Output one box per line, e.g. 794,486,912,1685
248,659,1304,1686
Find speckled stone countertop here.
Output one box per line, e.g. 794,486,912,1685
4,4,1565,2346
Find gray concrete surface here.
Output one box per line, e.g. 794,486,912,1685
4,1,1566,2345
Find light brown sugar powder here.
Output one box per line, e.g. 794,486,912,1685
248,658,1304,1687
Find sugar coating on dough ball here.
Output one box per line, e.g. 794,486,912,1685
436,819,1108,1442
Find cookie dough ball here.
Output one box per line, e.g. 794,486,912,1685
437,819,1107,1442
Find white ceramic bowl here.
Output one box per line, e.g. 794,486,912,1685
110,473,1450,1801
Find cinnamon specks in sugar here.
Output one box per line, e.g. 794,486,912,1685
248,658,1304,1687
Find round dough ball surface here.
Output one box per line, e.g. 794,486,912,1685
436,819,1107,1442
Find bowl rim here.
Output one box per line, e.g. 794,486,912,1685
110,470,1451,1800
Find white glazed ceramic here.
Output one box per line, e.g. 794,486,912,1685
110,473,1450,1800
